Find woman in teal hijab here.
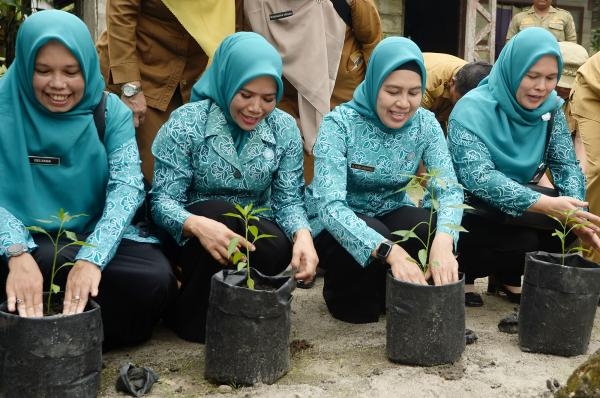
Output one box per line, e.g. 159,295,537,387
305,37,464,323
151,32,318,342
448,27,600,307
0,10,176,349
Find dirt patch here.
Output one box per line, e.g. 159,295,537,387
99,277,600,397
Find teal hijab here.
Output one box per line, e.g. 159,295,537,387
449,27,564,183
346,36,426,133
0,10,108,232
191,32,284,152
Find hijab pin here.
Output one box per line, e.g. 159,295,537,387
541,113,551,121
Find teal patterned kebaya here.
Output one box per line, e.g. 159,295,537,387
150,101,310,244
306,106,463,267
0,10,149,269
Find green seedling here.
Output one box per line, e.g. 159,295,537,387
391,169,471,275
27,208,93,313
548,208,591,265
224,203,276,289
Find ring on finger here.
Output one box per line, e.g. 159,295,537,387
16,298,23,304
72,295,81,302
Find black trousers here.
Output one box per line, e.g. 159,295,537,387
315,206,433,324
0,235,177,351
457,212,568,286
164,200,293,343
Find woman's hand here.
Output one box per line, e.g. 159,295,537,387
531,194,600,251
5,253,43,317
530,195,590,219
385,243,428,285
290,228,319,283
183,215,254,265
425,233,458,286
62,260,101,315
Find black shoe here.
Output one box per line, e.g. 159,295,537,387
498,285,521,304
487,274,499,294
498,310,519,334
465,292,484,307
465,328,478,345
296,279,315,289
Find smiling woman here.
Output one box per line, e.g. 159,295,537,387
304,36,464,324
150,31,319,343
0,9,177,351
447,27,600,307
32,41,84,112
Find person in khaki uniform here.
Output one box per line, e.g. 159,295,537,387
422,53,491,129
329,0,382,109
570,51,600,262
505,0,577,43
96,0,243,181
245,0,382,184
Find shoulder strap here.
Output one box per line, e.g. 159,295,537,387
93,91,108,143
544,110,555,155
331,0,352,27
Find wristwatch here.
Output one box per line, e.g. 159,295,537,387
121,82,142,98
6,243,29,258
375,240,394,261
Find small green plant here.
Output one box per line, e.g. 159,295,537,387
27,208,93,313
391,169,470,275
224,203,276,289
548,208,591,265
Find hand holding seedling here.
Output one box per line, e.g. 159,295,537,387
290,228,319,283
386,244,428,285
533,195,600,252
183,214,255,266
426,233,458,285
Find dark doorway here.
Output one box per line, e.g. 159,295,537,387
404,0,462,56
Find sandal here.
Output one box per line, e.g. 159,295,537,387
465,328,478,345
498,309,519,334
296,279,315,289
465,292,484,307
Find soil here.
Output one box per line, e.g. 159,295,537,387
99,277,600,398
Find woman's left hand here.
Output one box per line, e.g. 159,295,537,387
572,211,600,252
62,260,101,315
425,233,458,286
290,229,319,283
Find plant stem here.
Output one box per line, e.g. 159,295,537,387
244,215,251,287
47,219,64,312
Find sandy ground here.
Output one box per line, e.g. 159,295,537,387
98,277,600,398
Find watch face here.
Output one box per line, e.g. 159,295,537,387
122,83,140,97
377,241,393,259
7,243,28,257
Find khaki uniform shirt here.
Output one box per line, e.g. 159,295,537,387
96,0,209,111
571,52,600,123
422,53,466,126
505,6,577,42
330,0,382,109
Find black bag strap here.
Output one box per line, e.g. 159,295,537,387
93,91,108,143
528,110,556,184
331,0,352,27
543,110,555,161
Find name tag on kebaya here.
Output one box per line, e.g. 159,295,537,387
29,156,60,166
